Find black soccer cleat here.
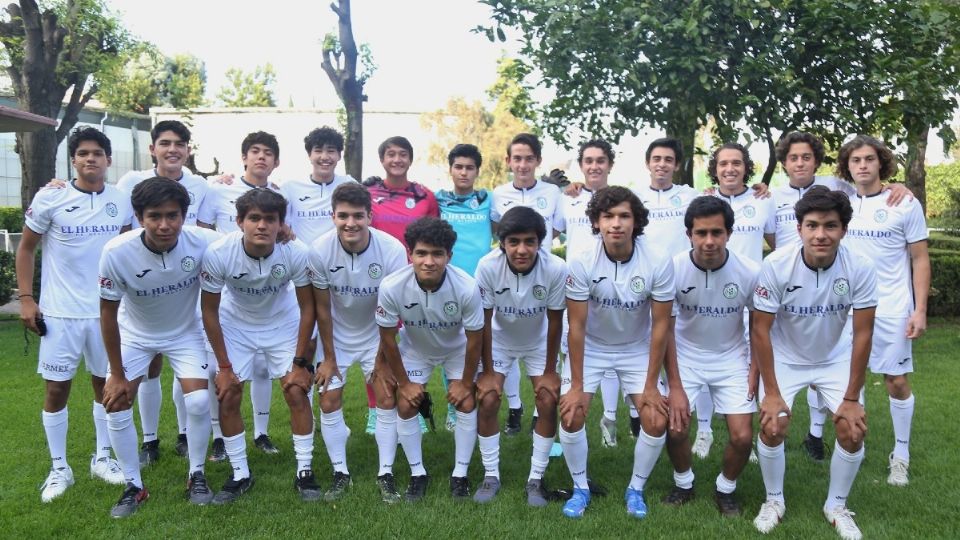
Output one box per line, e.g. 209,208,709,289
110,483,149,518
254,434,280,455
174,434,188,457
208,438,227,462
138,440,160,467
324,472,352,502
377,473,401,504
295,470,323,502
212,474,254,505
404,474,430,502
504,406,523,436
714,490,742,517
662,485,695,506
800,433,826,462
450,476,471,499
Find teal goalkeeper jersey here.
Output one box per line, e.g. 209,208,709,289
436,188,493,276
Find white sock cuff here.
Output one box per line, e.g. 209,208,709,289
890,394,915,408
376,407,398,422
715,472,737,494
320,408,345,425
456,409,477,426
532,432,554,446
224,432,245,443
397,415,421,435
107,408,134,428
93,401,106,417
834,441,864,461
638,427,666,447
757,438,784,456
42,407,67,425
673,468,695,487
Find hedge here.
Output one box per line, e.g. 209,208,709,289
0,207,23,233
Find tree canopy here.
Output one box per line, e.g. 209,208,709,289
216,63,277,107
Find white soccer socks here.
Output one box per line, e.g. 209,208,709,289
375,407,398,476
250,376,272,438
890,394,914,461
529,432,554,481
559,426,589,490
107,408,142,488
92,401,112,460
138,377,162,443
825,442,864,511
320,408,350,474
757,438,786,504
42,407,68,468
183,389,212,474
397,414,426,476
454,410,479,478
629,428,665,491
223,432,250,480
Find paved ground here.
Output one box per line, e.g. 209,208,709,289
1,297,20,316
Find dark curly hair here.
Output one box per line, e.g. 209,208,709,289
577,139,614,165
587,186,649,239
685,196,734,233
131,177,190,218
331,182,371,213
795,185,853,228
68,127,112,158
404,217,458,254
707,143,754,186
304,126,344,153
775,131,826,166
835,135,898,183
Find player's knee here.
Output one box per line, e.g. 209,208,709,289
642,409,668,436
45,381,70,404
184,389,210,417
535,387,559,411
885,374,910,398
728,426,753,451
456,395,476,413
759,425,784,446
319,392,342,414
397,400,418,419
561,413,585,433
479,390,501,412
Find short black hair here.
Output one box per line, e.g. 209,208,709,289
131,177,189,218
684,196,734,233
242,131,280,159
497,206,546,246
577,139,614,165
645,137,683,164
331,182,371,213
235,188,287,223
507,133,542,160
795,185,853,228
707,143,754,185
68,127,112,158
836,135,898,183
775,131,826,167
404,217,457,254
378,136,414,161
304,126,344,154
586,186,649,239
151,120,191,144
448,144,482,169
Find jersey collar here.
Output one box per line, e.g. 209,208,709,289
856,188,884,199
717,186,749,199
240,176,269,189
506,252,539,276
153,168,185,182
688,248,729,273
241,236,274,260
800,247,837,272
416,269,447,293
602,241,635,264
511,180,538,191
647,183,676,193
140,230,177,254
70,179,105,195
337,232,372,256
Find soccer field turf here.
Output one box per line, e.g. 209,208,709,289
1,317,957,538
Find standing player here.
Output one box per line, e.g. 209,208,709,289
473,207,566,504
117,120,210,464
375,218,484,502
751,186,877,540
663,196,760,516
560,186,678,519
197,131,283,455
99,178,221,517
491,133,563,435
17,127,132,502
837,135,929,486
199,189,316,504
309,183,408,502
771,131,909,461
708,143,776,264
557,139,624,448
435,143,493,430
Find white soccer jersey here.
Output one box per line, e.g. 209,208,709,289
490,180,563,232
635,184,698,257
713,188,776,263
197,178,283,233
845,191,928,318
771,176,855,250
475,249,567,351
673,249,760,370
566,236,675,353
24,182,133,318
376,265,484,359
99,226,220,344
753,244,877,366
116,168,209,226
556,189,598,260
309,227,408,351
281,174,357,245
200,231,311,328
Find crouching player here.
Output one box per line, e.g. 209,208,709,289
376,217,484,502
99,178,221,517
752,186,877,540
473,206,566,505
664,197,760,516
559,186,678,519
199,188,315,503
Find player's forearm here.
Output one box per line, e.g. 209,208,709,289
14,238,37,294
567,327,585,388
645,312,671,389
751,330,780,397
660,321,682,390
99,301,125,376
313,289,336,360
481,310,494,372
543,312,562,376
200,297,231,368
462,331,482,383
294,289,316,359
911,251,931,314
379,328,409,385
847,311,874,399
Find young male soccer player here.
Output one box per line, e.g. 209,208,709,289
309,183,408,502
560,186,678,519
199,189,316,504
708,143,776,264
198,131,284,455
491,132,563,435
435,143,493,430
751,185,877,540
117,120,210,464
473,206,566,504
837,135,929,486
375,217,484,502
99,178,221,517
771,131,909,461
557,139,624,448
17,127,133,502
664,196,760,516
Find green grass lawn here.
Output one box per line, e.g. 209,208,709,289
1,317,958,539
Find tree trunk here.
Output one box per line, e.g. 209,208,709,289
761,128,778,185
345,101,363,180
904,117,928,213
16,125,58,209
665,100,696,187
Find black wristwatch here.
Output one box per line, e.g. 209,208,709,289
293,356,314,373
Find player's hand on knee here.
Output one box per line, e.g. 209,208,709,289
639,386,668,417
667,388,690,432
834,401,867,444
399,381,424,408
758,394,790,437
314,360,341,394
282,363,312,395
475,372,501,403
535,372,561,404
559,387,586,427
102,376,131,413
447,379,474,407
215,367,240,401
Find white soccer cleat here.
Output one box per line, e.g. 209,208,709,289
749,448,759,463
824,506,863,540
887,453,909,486
599,417,617,448
691,430,714,459
91,455,126,485
40,466,75,503
753,500,785,534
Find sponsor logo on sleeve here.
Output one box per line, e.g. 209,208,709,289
99,276,114,289
754,285,769,299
